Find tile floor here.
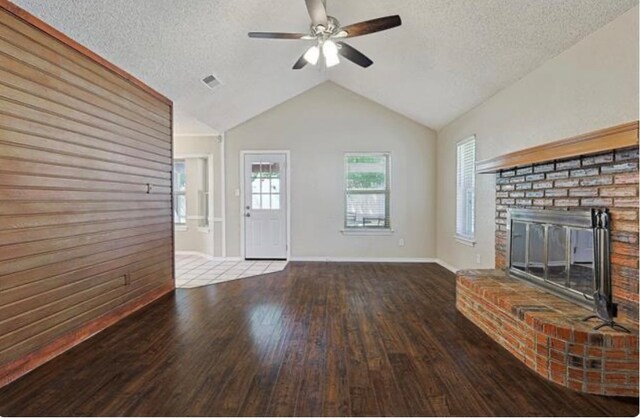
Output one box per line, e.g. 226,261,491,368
175,254,288,288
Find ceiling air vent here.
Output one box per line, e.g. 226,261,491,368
202,74,221,89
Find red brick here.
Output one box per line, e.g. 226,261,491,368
569,187,598,197
581,197,613,206
573,330,589,344
568,380,584,391
550,361,566,374
614,197,639,208
571,168,599,177
586,371,602,383
611,209,639,221
568,343,585,356
611,241,639,257
602,162,639,174
604,386,636,397
549,337,566,351
587,346,603,357
550,371,567,385
611,220,639,233
555,327,573,341
614,172,639,185
586,383,604,394
612,255,639,269
555,199,579,207
583,153,613,166
580,175,613,186
568,367,583,380
605,361,639,372
604,372,628,385
550,349,565,362
545,189,567,197
555,178,580,188
600,186,638,197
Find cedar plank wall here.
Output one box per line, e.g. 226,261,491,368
0,1,174,387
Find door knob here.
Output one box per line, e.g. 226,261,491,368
245,212,251,217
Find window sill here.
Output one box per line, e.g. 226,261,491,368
341,228,395,236
197,227,210,233
175,225,188,232
455,235,476,247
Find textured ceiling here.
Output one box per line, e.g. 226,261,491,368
13,0,638,133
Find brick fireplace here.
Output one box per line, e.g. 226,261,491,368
494,146,639,322
456,122,639,397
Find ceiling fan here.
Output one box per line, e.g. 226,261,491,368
248,0,401,69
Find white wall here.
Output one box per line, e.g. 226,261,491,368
174,135,224,257
224,82,437,260
436,6,639,270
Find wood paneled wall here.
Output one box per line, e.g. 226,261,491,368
0,1,174,387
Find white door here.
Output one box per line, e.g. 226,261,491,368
244,153,287,259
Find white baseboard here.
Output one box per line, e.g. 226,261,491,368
175,251,242,262
177,251,460,273
175,250,212,259
289,256,437,263
433,259,459,273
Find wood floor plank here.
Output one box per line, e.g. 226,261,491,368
0,262,636,416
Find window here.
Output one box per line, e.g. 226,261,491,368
173,159,186,225
197,158,209,228
456,137,476,244
344,153,390,229
251,162,281,210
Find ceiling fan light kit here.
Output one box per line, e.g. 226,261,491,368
322,40,340,67
248,0,401,70
304,45,320,65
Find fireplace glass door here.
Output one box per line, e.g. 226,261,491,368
508,209,596,306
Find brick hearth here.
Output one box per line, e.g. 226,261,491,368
457,270,639,397
456,140,639,397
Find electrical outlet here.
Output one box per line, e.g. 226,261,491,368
235,188,240,197
398,238,405,247
476,254,482,264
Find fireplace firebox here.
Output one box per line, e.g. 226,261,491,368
507,208,629,332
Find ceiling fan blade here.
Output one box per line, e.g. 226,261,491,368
293,53,308,70
305,0,328,27
341,15,402,38
336,42,373,68
248,32,307,39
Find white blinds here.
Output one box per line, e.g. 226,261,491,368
456,138,476,240
345,153,390,229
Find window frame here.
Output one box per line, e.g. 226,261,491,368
455,136,476,246
173,159,187,227
197,157,210,229
343,152,392,233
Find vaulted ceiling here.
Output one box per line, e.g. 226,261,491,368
13,0,637,134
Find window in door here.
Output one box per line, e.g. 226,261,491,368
173,159,186,225
344,153,391,229
251,162,281,210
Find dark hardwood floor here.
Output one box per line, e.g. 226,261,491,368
0,262,637,416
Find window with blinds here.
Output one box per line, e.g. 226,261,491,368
456,137,476,242
345,153,390,229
